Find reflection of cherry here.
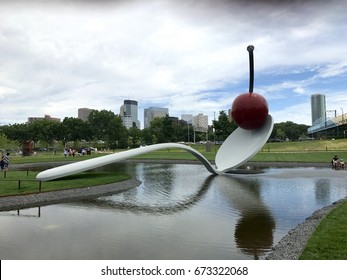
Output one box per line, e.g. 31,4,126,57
231,46,268,130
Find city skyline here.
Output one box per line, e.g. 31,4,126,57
1,0,347,127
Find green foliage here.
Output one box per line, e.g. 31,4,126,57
213,110,237,141
87,110,128,148
0,134,20,151
270,121,309,141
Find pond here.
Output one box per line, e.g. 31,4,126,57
0,162,347,260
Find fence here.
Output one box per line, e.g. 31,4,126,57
1,171,43,192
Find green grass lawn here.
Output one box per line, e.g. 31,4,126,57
299,201,347,260
0,170,130,197
5,139,347,165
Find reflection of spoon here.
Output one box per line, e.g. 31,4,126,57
215,175,275,259
36,115,273,181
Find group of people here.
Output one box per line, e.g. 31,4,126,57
331,155,345,170
0,153,11,171
64,147,88,158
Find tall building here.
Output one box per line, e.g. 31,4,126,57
78,108,94,122
193,113,208,132
311,94,326,125
122,100,140,129
144,107,169,128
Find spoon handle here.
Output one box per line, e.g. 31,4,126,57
247,45,254,94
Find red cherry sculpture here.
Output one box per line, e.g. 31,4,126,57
231,46,269,130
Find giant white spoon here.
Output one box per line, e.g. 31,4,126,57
36,114,273,181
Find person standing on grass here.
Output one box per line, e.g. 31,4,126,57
2,153,11,171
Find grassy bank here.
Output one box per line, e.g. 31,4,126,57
0,170,131,197
299,200,347,260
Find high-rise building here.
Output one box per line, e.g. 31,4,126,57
311,94,326,125
78,108,94,122
122,100,140,129
144,107,169,128
193,113,208,132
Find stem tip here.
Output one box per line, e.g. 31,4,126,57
247,45,255,52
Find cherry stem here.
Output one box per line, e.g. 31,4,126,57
247,45,254,94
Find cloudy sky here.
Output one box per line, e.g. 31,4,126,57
1,0,347,128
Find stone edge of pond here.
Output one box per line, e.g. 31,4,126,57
0,178,141,212
265,197,347,260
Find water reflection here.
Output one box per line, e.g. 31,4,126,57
79,175,213,215
0,207,41,218
214,175,275,259
314,179,331,205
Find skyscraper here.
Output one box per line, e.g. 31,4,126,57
122,100,140,129
144,107,169,128
311,94,326,125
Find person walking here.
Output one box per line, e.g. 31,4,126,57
2,153,11,171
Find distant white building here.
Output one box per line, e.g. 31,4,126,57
144,107,169,128
193,113,208,132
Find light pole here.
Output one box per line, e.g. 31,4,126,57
341,108,344,123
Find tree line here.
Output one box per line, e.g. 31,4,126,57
0,110,309,152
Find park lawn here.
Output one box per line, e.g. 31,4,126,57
251,151,342,163
0,170,131,197
6,138,347,165
299,201,347,260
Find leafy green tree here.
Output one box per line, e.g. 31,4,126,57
87,110,128,149
270,121,309,141
212,110,237,141
128,127,143,148
1,123,32,143
0,133,19,152
28,120,61,147
147,115,178,143
60,117,92,147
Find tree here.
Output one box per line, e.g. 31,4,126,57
270,121,309,141
60,117,91,146
28,120,61,147
212,110,237,141
1,123,32,143
87,110,128,149
127,127,143,148
146,115,178,143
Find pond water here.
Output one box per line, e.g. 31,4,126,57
0,163,347,260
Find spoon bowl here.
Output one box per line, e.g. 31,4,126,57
215,114,273,173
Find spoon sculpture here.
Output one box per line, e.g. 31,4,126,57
36,46,274,181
